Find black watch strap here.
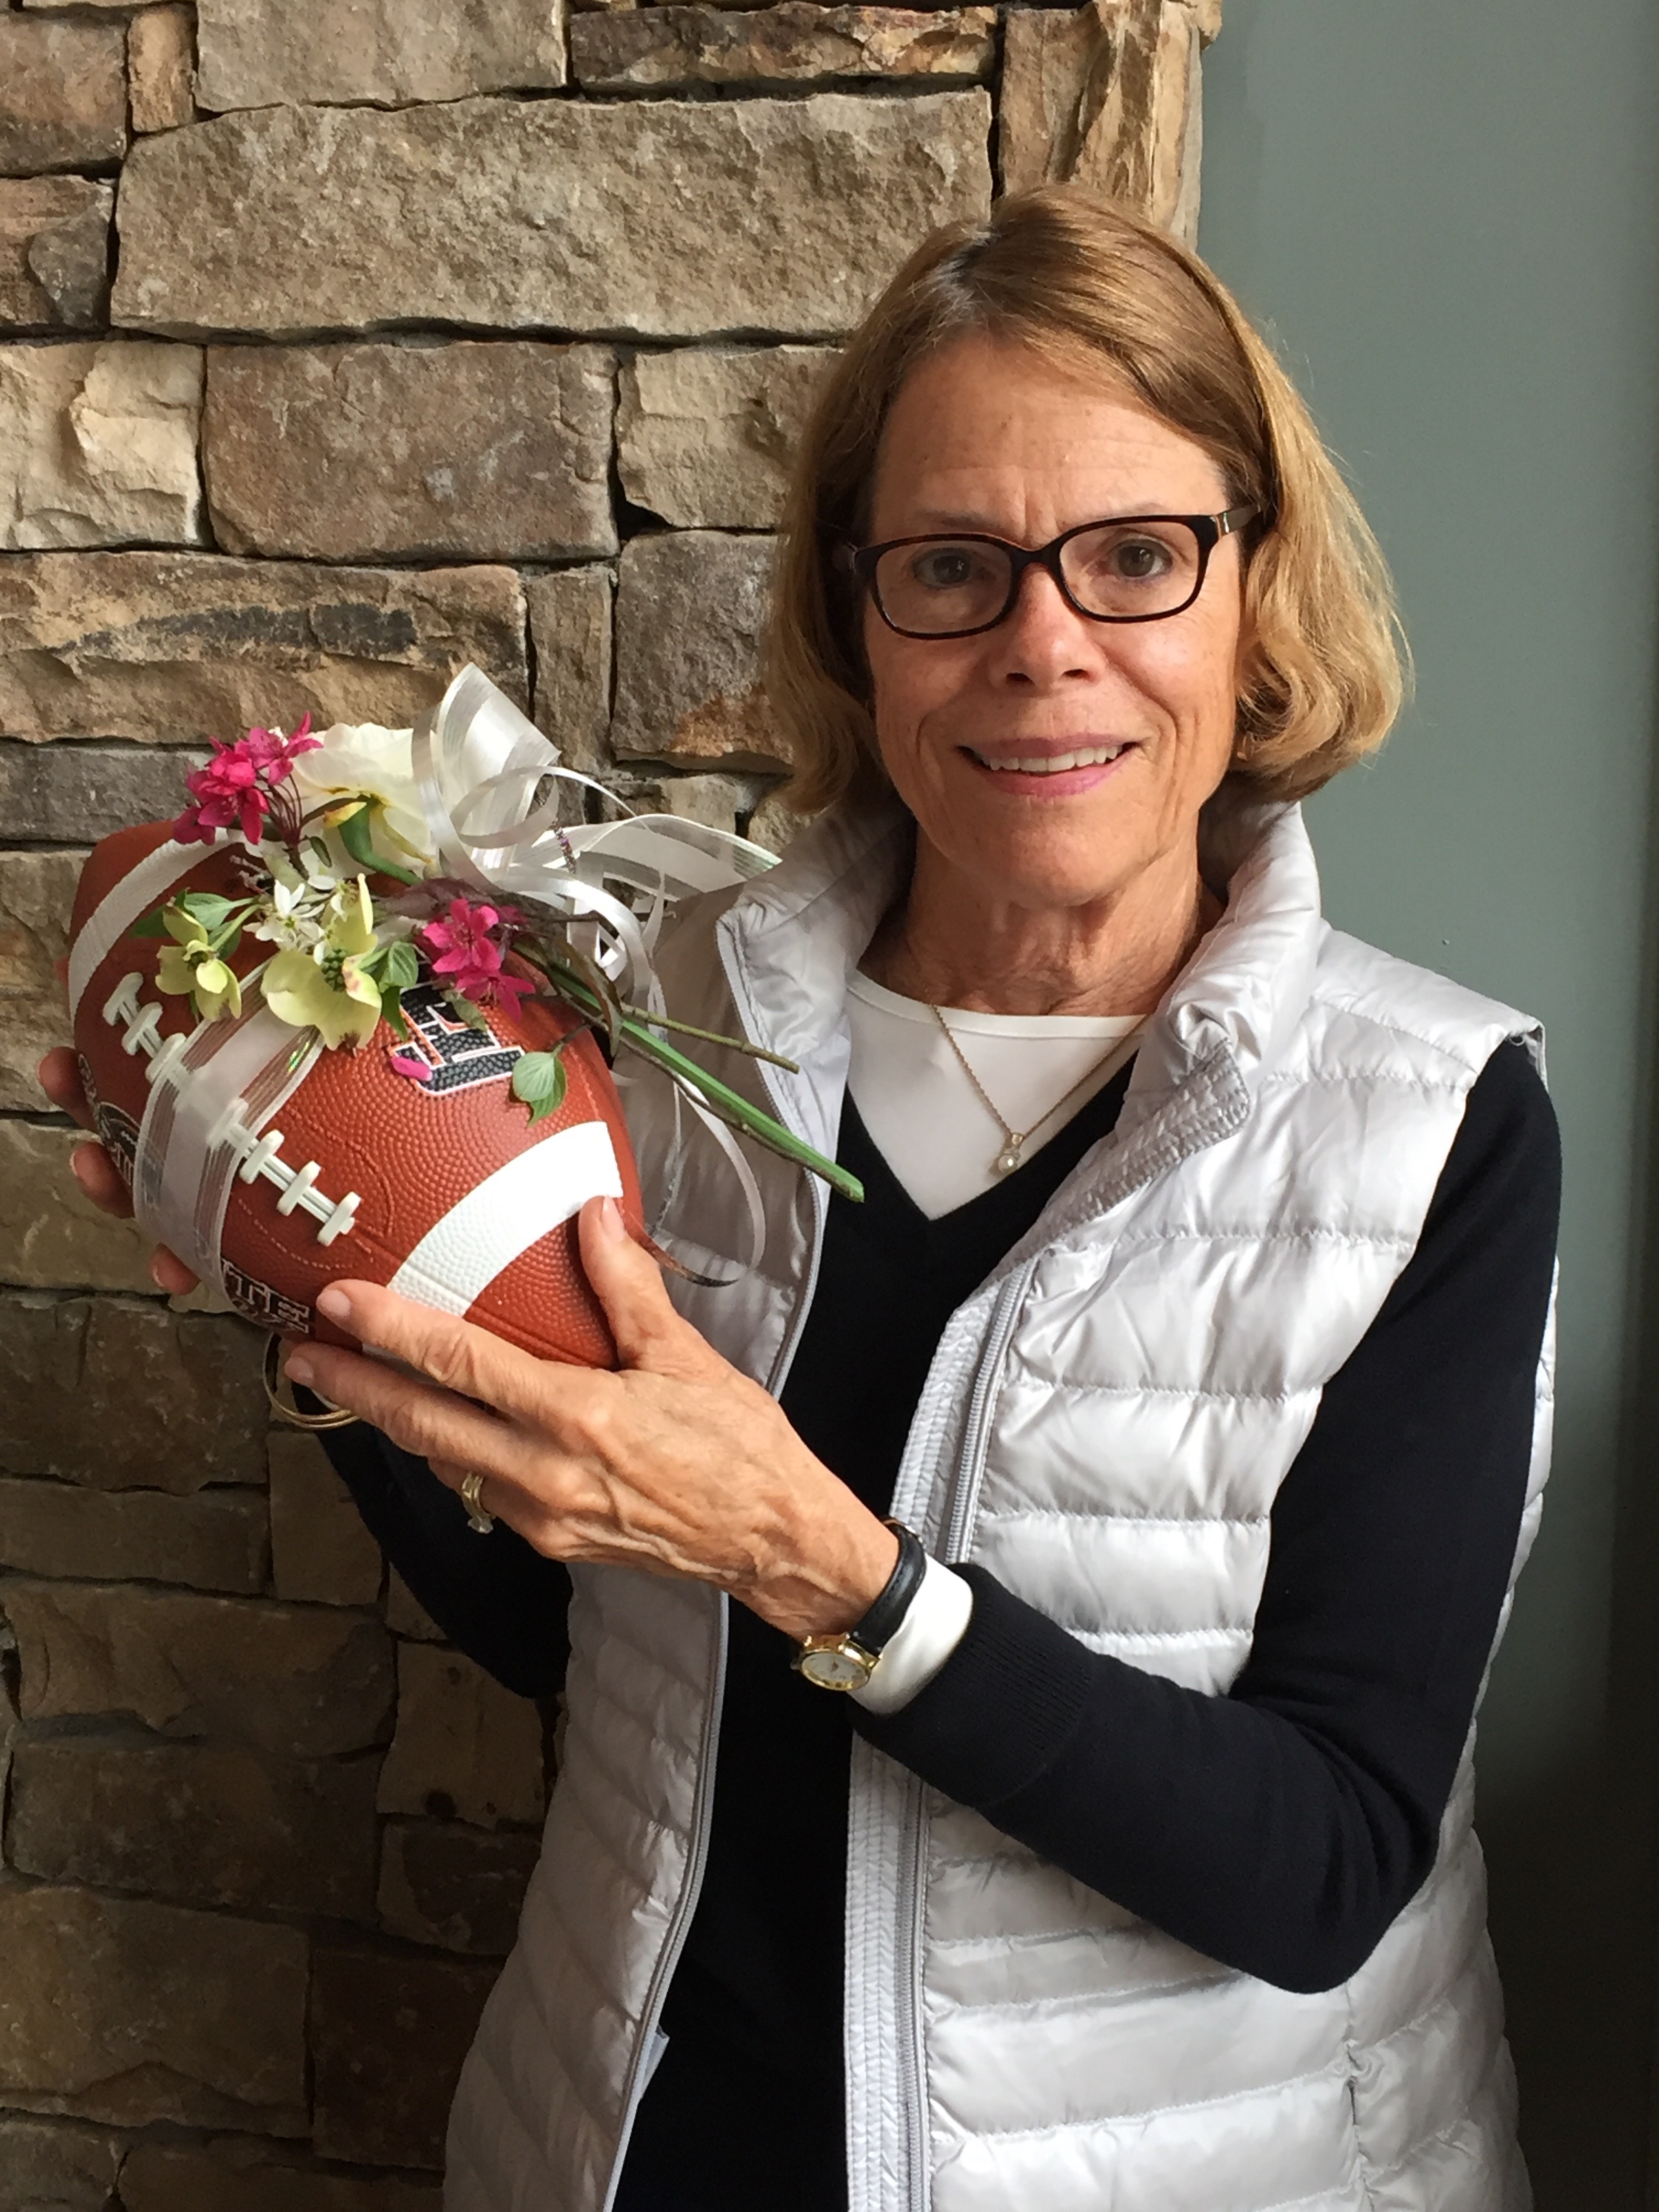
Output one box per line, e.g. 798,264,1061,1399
848,1521,927,1657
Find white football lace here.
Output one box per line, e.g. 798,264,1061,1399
102,972,361,1247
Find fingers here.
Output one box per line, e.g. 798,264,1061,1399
308,1279,558,1426
285,1336,537,1477
150,1247,201,1296
579,1195,718,1376
39,1047,94,1129
68,1139,136,1220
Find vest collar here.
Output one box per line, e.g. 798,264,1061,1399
716,794,1324,1126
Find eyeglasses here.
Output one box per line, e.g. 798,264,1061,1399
849,508,1256,640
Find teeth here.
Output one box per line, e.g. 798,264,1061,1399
974,745,1126,775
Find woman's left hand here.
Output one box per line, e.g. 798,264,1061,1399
285,1194,899,1641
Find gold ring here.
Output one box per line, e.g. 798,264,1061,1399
263,1333,361,1431
459,1470,494,1534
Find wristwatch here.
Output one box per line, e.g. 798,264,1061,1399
793,1521,927,1692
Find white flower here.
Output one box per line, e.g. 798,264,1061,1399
288,722,436,867
248,874,327,951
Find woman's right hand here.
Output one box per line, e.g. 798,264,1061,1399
37,1042,201,1295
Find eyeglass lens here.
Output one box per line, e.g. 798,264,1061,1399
872,520,1206,636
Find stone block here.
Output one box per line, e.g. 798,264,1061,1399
0,340,203,552
111,92,992,340
311,1945,498,2168
0,1880,307,2129
525,566,613,777
618,344,831,529
0,1293,267,1489
621,771,772,838
195,0,567,112
8,1734,379,1919
1000,0,1206,241
0,553,528,743
0,1476,266,1590
376,1642,544,1829
0,846,80,1113
0,22,127,178
377,1820,539,1955
120,2140,442,2211
129,7,197,134
744,787,803,857
385,1568,445,1641
0,1120,155,1293
572,4,993,88
613,531,787,769
0,739,207,840
268,1429,382,1606
0,179,113,332
0,1667,18,1868
203,342,615,563
0,2116,123,2212
3,1580,394,1756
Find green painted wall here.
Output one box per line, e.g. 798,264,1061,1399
1200,3,1659,2200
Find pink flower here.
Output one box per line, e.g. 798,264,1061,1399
173,716,322,846
388,1049,433,1085
417,897,534,1015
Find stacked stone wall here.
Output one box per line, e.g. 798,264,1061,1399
0,0,1218,2199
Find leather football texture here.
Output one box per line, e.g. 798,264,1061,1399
70,820,646,1367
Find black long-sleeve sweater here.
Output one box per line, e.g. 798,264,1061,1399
322,1037,1559,2210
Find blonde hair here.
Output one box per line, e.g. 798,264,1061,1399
768,187,1405,815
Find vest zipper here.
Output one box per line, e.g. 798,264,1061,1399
602,1584,729,2212
941,1269,1031,1565
887,1266,1032,2212
605,935,832,2212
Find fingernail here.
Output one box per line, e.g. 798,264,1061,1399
286,1351,315,1386
596,1195,623,1242
316,1286,352,1324
149,1255,171,1290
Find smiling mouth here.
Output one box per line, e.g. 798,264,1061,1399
963,743,1132,775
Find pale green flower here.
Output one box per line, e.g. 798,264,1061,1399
153,910,243,1022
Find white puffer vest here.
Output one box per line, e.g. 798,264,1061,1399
445,800,1553,2212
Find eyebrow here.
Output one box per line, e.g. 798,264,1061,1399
898,506,1183,535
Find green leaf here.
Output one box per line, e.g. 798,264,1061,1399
337,800,419,884
208,922,243,960
129,909,169,938
383,937,420,989
382,985,410,1044
443,989,489,1033
511,1050,568,1110
511,1048,569,1127
176,890,239,932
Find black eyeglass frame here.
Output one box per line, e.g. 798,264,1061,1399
848,506,1258,640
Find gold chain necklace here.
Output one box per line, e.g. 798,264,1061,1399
927,1003,1139,1178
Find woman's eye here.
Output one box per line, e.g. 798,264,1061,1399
912,547,986,591
1109,537,1174,580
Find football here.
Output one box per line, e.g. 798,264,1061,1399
69,819,646,1367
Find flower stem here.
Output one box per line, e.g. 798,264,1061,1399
618,1003,800,1073
616,1019,863,1205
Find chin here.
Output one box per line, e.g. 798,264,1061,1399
968,814,1149,911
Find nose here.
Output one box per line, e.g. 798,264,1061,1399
984,562,1100,689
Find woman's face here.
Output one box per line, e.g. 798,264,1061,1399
861,333,1248,914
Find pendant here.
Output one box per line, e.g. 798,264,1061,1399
994,1137,1023,1177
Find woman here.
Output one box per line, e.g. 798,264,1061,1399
47,188,1558,2211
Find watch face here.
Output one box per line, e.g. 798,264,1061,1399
799,1643,872,1692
